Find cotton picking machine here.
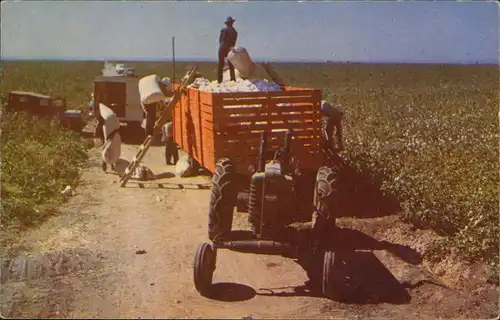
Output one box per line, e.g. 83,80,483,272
167,59,345,298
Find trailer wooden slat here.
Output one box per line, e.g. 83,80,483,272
216,107,318,117
216,123,320,134
214,97,318,107
213,89,320,99
219,140,319,151
215,128,321,136
217,113,319,123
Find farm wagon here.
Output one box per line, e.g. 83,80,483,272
172,85,324,177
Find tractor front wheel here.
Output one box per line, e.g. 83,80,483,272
208,158,236,242
193,242,217,297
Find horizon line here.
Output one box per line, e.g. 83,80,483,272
1,57,499,66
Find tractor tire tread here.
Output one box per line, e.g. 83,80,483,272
208,158,236,241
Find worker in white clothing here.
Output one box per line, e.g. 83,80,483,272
100,103,122,172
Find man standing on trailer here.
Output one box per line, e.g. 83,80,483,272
217,16,238,83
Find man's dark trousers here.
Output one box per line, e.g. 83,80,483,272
165,139,179,165
218,47,236,83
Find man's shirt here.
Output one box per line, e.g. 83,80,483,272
219,26,238,50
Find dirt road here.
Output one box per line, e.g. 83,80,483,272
1,142,498,319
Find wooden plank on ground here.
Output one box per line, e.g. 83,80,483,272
127,182,211,190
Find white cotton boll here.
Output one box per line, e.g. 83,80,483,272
189,77,282,93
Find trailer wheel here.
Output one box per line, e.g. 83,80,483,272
193,242,216,297
312,166,340,232
322,250,340,300
208,158,236,242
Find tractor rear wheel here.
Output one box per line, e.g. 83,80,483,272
193,242,217,297
306,166,341,290
208,158,236,242
312,166,340,232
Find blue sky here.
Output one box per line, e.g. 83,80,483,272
1,1,498,64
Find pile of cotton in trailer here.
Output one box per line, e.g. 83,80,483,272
188,78,309,140
188,78,282,93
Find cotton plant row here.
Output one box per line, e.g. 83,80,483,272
1,112,91,228
336,89,498,263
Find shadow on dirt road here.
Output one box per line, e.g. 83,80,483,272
206,227,420,305
207,282,257,302
331,227,423,265
259,250,411,305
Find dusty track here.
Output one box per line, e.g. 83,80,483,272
1,141,498,319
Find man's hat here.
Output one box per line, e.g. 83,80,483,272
225,16,235,24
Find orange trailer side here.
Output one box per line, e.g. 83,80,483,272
173,85,323,175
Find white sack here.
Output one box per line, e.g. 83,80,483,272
99,103,121,165
138,74,165,105
175,156,195,178
227,47,256,79
99,103,120,135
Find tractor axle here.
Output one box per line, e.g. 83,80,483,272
213,240,295,255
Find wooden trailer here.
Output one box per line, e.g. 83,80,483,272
172,85,324,176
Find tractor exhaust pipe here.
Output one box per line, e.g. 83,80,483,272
258,131,268,172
